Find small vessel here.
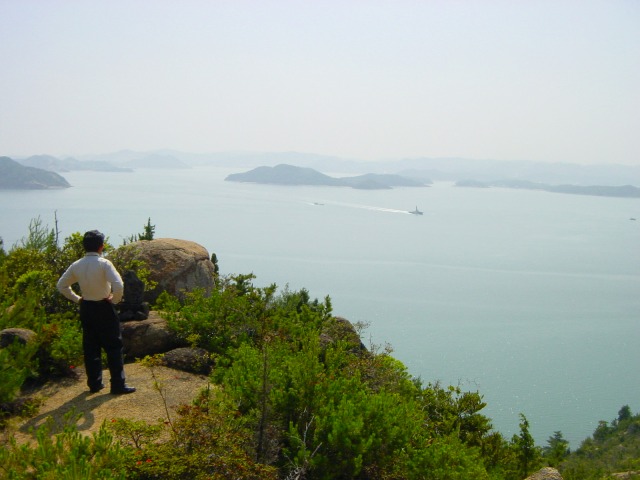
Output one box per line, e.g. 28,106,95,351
409,206,423,215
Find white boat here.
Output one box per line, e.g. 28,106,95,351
409,206,423,215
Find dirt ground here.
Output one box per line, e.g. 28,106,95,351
8,363,211,445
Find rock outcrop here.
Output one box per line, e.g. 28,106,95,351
162,347,213,374
0,328,37,347
525,467,563,480
1,315,205,374
320,316,366,353
118,238,215,305
121,311,185,360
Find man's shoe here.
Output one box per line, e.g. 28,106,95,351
110,385,136,394
89,384,105,393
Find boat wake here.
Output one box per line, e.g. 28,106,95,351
325,202,413,214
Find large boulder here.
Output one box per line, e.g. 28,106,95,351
0,328,37,348
119,238,215,304
525,467,563,480
162,347,213,374
121,311,185,360
320,316,366,353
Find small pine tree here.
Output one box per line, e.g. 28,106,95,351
512,413,540,477
544,430,570,467
618,405,632,423
139,217,155,241
123,218,156,244
211,252,219,276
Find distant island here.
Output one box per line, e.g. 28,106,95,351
455,179,640,198
6,149,640,197
225,164,429,190
0,156,70,189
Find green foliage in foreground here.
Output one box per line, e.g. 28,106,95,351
559,406,640,480
0,411,129,479
2,219,639,478
157,276,539,479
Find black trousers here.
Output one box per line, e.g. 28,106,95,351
79,300,126,390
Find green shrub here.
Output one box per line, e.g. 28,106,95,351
393,434,491,480
0,412,128,479
37,312,84,376
163,274,276,355
2,219,561,479
0,290,83,379
560,407,640,479
116,390,278,480
0,338,38,405
108,243,157,297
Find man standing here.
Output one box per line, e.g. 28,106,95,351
57,230,135,394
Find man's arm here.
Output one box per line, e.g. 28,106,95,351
57,267,81,303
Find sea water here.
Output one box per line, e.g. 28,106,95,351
1,165,638,448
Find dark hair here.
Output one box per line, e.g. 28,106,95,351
83,230,105,252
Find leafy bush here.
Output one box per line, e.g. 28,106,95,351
161,274,276,355
113,389,278,480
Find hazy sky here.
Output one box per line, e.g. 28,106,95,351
1,1,638,165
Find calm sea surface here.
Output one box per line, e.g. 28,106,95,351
1,166,639,447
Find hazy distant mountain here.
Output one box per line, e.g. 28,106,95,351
76,150,150,164
340,173,429,189
19,154,131,172
455,179,640,198
0,156,70,189
71,149,640,186
80,150,361,171
123,154,190,169
390,158,640,186
214,154,640,186
225,164,427,190
76,151,190,169
155,150,360,171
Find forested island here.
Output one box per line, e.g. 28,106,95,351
225,163,429,190
0,219,638,479
0,156,70,189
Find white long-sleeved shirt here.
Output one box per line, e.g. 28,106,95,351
57,252,124,304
